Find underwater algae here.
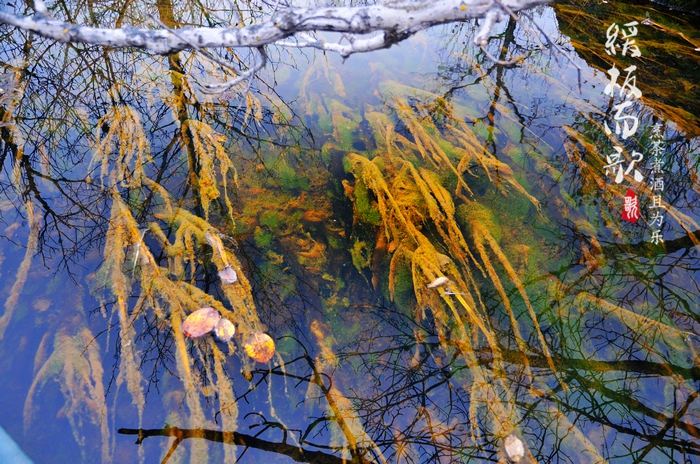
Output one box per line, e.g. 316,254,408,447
0,1,698,463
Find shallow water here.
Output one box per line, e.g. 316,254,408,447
0,1,698,463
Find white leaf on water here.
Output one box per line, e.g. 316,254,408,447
504,434,525,463
218,266,238,284
214,318,236,342
427,276,449,288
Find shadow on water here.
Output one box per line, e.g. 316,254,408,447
0,0,698,463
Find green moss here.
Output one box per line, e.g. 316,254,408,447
259,260,297,301
342,155,353,173
435,137,462,161
501,191,533,221
350,240,371,272
253,226,273,248
472,121,492,141
353,179,382,225
327,234,343,250
561,191,578,209
273,157,310,191
390,260,415,310
503,143,522,163
320,141,334,164
456,202,503,242
259,210,282,229
330,100,361,150
324,311,362,345
438,170,459,195
306,96,333,134
500,119,522,144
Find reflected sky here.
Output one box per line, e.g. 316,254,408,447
0,1,698,463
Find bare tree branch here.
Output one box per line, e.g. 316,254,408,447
1,0,550,56
118,426,352,464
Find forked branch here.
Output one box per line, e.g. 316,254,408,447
1,0,549,56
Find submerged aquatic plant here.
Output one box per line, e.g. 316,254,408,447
0,200,39,341
343,139,549,442
1,9,697,460
24,328,110,463
90,105,150,187
182,119,238,222
79,90,272,460
338,92,627,452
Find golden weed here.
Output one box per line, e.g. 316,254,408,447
0,200,39,340
90,106,150,186
181,119,238,223
24,328,110,463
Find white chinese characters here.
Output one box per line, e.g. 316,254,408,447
647,123,666,245
604,147,644,184
605,21,641,57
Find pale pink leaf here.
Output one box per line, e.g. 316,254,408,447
183,307,221,338
218,266,238,284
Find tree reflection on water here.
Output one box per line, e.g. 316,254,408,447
0,0,698,463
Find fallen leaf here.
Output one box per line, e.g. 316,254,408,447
218,266,238,284
33,298,51,312
183,307,221,338
214,318,236,342
243,332,275,363
427,276,450,288
504,434,525,462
